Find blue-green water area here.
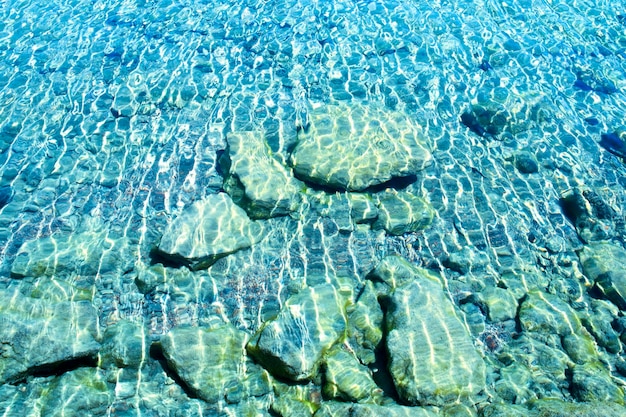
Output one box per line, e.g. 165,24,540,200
2,0,626,415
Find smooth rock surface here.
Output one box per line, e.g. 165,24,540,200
579,242,626,309
224,130,303,219
345,281,384,365
373,257,486,406
322,346,383,403
38,368,113,417
373,189,435,235
0,293,100,384
518,290,598,364
247,284,347,381
156,193,263,270
290,103,432,191
160,323,271,404
99,320,148,369
315,402,440,417
11,230,133,278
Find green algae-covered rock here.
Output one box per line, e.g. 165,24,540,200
11,230,132,278
322,346,383,403
493,362,536,403
349,193,379,223
160,323,271,404
247,284,347,381
224,130,304,219
479,403,529,417
476,286,518,323
346,281,383,365
518,290,597,364
314,402,440,417
376,257,486,406
290,103,432,191
579,242,626,310
99,319,147,369
373,189,435,235
39,368,113,417
570,362,625,403
156,193,263,270
0,293,100,384
496,333,572,401
134,263,216,304
367,255,419,296
271,382,321,417
580,299,621,354
528,398,626,416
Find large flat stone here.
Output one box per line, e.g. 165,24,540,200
290,103,432,191
247,284,347,381
579,242,626,309
373,189,435,235
11,230,133,279
372,257,486,406
0,292,100,384
156,192,262,270
160,324,271,404
224,131,303,219
518,290,598,364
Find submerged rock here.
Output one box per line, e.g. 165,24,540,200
11,230,133,278
322,345,383,403
371,257,486,406
290,103,432,191
461,88,550,138
315,402,440,417
247,284,347,381
579,242,626,310
0,185,12,209
528,398,626,416
38,368,113,417
570,362,625,403
160,323,271,404
559,188,615,242
345,281,383,365
518,290,598,364
223,130,303,219
156,192,263,270
99,320,148,369
373,189,435,235
0,292,100,384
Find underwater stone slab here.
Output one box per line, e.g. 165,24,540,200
11,230,133,279
518,290,598,364
271,382,321,417
579,242,626,310
367,255,421,296
346,281,383,365
156,192,263,270
373,189,435,235
247,284,347,381
322,346,383,403
290,103,432,191
99,320,147,369
224,130,303,219
476,286,518,322
314,402,440,417
461,88,550,137
528,398,626,416
0,293,100,384
38,368,113,417
570,362,625,403
373,257,486,406
160,324,271,404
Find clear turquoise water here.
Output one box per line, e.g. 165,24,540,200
1,0,626,415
